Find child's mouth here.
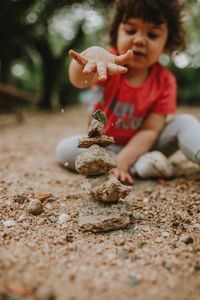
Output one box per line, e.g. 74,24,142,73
133,51,145,57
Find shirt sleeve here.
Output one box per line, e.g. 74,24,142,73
152,72,177,115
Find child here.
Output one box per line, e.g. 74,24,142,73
56,0,200,184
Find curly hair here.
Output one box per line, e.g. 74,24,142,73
109,0,187,54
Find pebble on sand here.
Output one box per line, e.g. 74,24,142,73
27,199,43,215
3,220,16,227
58,214,70,223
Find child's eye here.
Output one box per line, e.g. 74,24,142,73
148,32,159,39
125,30,136,35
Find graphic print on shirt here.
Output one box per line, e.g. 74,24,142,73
90,85,143,131
88,61,177,145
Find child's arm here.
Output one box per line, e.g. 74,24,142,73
69,46,133,89
110,113,166,184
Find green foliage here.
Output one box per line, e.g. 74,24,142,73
170,65,200,106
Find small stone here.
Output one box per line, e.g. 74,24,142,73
143,197,149,203
22,221,29,229
66,235,73,242
27,199,43,215
126,225,135,235
92,109,107,125
118,248,129,259
31,226,38,231
88,119,104,137
155,238,162,243
137,241,146,248
75,144,117,175
133,214,143,221
194,263,200,271
127,278,139,286
78,199,131,232
46,203,52,209
163,262,173,270
193,223,200,229
82,173,131,202
18,215,26,222
3,220,16,227
0,291,26,300
48,216,57,223
35,287,55,300
162,231,170,237
58,214,70,223
184,237,194,244
78,135,115,148
13,194,27,204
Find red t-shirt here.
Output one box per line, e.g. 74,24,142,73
89,49,177,145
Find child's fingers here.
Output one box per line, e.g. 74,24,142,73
115,49,133,65
107,63,128,75
97,62,107,81
126,173,134,184
83,61,96,74
110,168,120,180
119,172,126,183
120,171,134,184
69,49,88,67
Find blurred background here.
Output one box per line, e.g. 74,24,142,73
0,0,199,114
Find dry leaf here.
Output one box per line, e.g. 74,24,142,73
37,194,52,201
5,280,29,297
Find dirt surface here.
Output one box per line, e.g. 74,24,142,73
0,104,200,300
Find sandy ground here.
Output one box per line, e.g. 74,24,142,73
0,104,200,300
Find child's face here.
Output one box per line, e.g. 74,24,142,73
116,18,168,72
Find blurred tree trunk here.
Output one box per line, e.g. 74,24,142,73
0,56,11,83
35,38,63,110
0,0,35,83
35,22,84,110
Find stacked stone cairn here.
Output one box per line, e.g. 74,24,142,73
75,110,132,232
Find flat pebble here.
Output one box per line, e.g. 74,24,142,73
184,237,194,244
58,214,70,223
127,278,139,286
143,197,149,203
22,221,30,229
48,216,57,223
13,194,27,204
162,232,170,237
118,248,129,259
35,286,55,300
3,220,16,227
18,214,26,222
163,262,173,270
133,214,144,221
46,203,52,209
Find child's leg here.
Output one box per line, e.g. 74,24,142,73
56,135,86,170
56,136,123,171
153,114,200,163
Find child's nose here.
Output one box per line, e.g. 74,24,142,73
133,33,146,46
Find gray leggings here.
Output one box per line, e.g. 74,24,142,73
56,114,200,170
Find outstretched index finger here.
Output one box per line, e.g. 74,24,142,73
115,49,133,66
69,49,88,67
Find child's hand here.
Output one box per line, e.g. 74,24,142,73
69,46,133,81
110,167,134,185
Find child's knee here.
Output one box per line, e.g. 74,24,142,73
56,134,86,168
174,113,199,127
56,138,70,164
